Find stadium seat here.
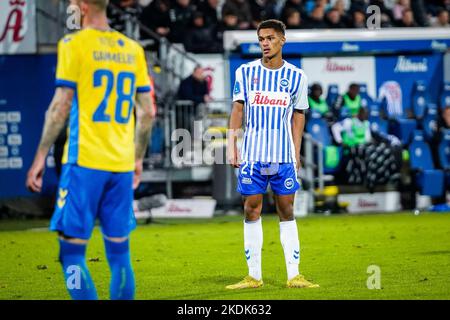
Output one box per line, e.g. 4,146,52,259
422,103,439,142
326,84,339,108
389,118,417,145
440,82,450,110
358,83,373,108
409,130,445,197
411,80,428,119
437,129,450,188
368,101,381,113
309,109,323,119
368,104,388,135
306,115,341,174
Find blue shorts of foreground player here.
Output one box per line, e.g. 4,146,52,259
50,164,136,240
237,161,300,196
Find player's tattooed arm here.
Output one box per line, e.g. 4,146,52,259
133,92,154,190
135,92,155,160
26,87,73,193
37,87,73,155
292,110,305,170
228,101,244,168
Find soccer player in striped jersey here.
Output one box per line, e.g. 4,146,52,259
227,19,319,289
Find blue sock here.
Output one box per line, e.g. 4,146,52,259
58,239,98,300
104,238,135,300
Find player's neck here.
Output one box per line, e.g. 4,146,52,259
82,14,110,31
261,55,284,70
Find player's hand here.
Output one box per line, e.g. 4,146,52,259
133,159,143,190
296,157,301,172
26,153,46,193
203,95,213,103
227,145,240,168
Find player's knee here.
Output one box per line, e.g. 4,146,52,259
104,236,128,243
244,202,262,221
278,203,294,221
58,233,88,245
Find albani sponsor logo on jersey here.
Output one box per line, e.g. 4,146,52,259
394,56,428,73
250,91,290,106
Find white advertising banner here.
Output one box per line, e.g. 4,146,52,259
0,0,36,54
338,192,401,213
150,199,216,218
301,56,376,98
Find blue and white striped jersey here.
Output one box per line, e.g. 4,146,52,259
233,59,309,163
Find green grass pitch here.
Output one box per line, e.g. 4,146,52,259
0,212,449,300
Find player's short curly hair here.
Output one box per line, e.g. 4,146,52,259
257,19,286,36
82,0,109,11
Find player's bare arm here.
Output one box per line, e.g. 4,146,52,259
292,110,306,171
133,91,155,189
228,100,244,168
26,87,74,193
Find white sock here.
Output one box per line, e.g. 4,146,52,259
244,218,263,281
280,220,300,280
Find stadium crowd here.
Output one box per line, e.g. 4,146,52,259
107,0,450,53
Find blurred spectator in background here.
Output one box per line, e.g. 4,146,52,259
396,8,418,27
350,0,368,13
431,8,450,27
284,8,305,28
370,0,395,22
439,105,450,130
184,12,222,53
426,0,450,15
108,0,141,36
250,0,278,28
281,0,307,25
140,0,171,38
325,7,346,28
330,0,350,13
393,0,410,21
332,0,351,25
410,0,430,26
333,83,362,118
332,107,400,190
349,8,366,28
177,66,213,106
198,0,220,28
331,107,372,185
215,12,239,48
332,107,371,148
305,5,328,28
304,0,332,15
308,83,334,122
222,0,253,29
168,0,195,43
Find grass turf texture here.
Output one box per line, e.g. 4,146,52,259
0,212,449,300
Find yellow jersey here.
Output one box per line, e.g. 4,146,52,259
55,28,151,172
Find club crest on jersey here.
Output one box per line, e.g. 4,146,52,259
284,178,294,189
251,92,289,106
280,78,289,87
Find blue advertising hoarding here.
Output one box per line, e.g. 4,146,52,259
0,54,58,198
375,53,443,111
240,39,450,56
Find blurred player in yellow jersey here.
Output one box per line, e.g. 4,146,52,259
26,0,154,300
